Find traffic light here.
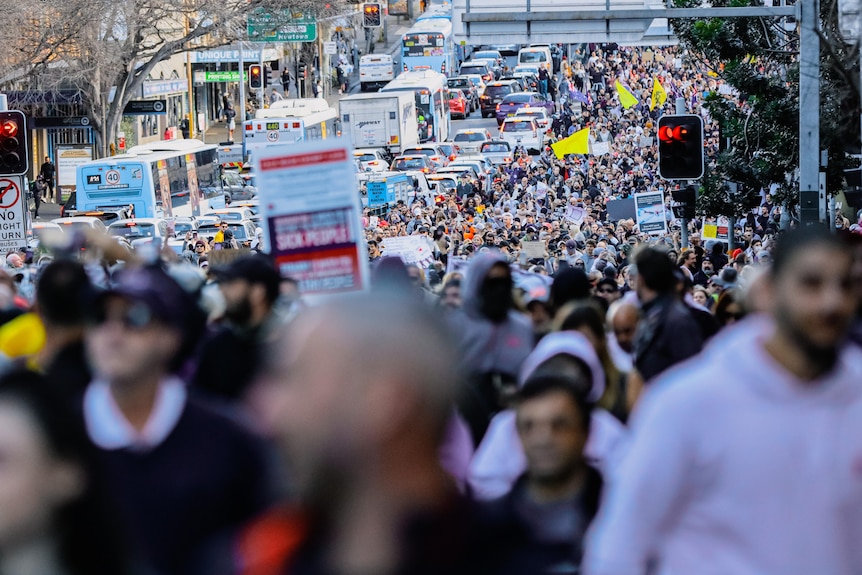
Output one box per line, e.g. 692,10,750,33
363,3,382,27
264,66,273,88
657,114,704,180
249,65,263,89
671,185,697,219
0,111,28,176
298,62,307,78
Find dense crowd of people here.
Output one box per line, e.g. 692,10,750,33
0,42,859,575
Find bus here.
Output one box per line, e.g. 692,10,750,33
242,98,339,160
400,18,459,76
76,139,226,219
380,70,451,143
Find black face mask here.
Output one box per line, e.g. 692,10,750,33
479,276,513,323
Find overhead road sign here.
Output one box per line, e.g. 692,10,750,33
247,9,317,42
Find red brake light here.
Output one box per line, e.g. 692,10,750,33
245,124,253,131
496,104,500,111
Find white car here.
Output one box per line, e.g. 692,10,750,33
51,216,109,235
462,74,487,98
514,106,551,135
451,128,493,154
107,218,170,248
354,149,390,173
205,207,258,224
499,117,542,152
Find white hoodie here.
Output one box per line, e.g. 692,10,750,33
583,315,862,575
468,332,627,500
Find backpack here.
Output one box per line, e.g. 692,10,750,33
226,108,237,119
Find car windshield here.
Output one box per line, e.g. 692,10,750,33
357,153,376,162
109,223,156,238
173,221,196,234
460,65,485,75
430,179,457,191
503,94,532,104
454,132,487,142
481,143,510,153
207,211,243,222
402,148,436,158
475,52,498,60
520,52,546,63
503,121,534,132
447,79,470,89
394,158,428,170
517,110,544,118
485,85,513,98
199,224,249,240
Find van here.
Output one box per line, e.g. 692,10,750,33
359,54,395,91
518,46,552,73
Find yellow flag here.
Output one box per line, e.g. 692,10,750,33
650,77,667,111
615,79,638,109
551,127,590,159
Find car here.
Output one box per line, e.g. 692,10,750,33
514,106,551,134
400,145,450,169
459,60,495,83
354,149,390,172
436,165,481,182
511,71,539,92
59,191,77,218
487,44,520,57
231,199,261,219
205,207,258,224
452,128,493,154
222,170,257,201
479,79,522,118
470,57,503,80
198,220,257,248
436,142,459,162
169,217,199,235
73,209,130,225
447,89,469,120
472,49,505,69
499,117,543,153
107,218,170,248
391,155,435,173
462,74,488,98
477,140,513,165
426,174,460,195
450,156,494,178
495,92,555,124
447,76,480,112
513,64,541,77
51,216,109,235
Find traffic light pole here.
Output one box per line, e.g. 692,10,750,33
675,97,690,250
238,43,246,143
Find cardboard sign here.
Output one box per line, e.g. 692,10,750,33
521,240,546,259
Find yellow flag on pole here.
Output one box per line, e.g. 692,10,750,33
551,127,590,159
650,77,667,111
615,79,638,109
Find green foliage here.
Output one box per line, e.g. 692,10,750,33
670,0,859,218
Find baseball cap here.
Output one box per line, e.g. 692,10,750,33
565,239,577,250
97,265,195,331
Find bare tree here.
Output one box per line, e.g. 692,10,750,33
2,0,337,157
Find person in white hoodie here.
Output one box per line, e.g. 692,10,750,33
583,226,862,575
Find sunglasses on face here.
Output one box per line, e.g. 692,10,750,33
91,301,157,331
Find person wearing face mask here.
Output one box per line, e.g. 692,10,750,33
448,252,534,446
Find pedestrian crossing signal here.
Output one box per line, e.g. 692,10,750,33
657,114,704,180
0,111,28,176
249,65,263,90
363,3,382,27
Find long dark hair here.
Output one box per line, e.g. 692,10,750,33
0,370,130,575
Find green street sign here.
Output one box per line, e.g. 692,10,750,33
247,9,317,43
204,70,245,82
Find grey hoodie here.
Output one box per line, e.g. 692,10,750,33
448,252,534,377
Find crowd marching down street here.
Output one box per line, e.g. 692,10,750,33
0,40,861,575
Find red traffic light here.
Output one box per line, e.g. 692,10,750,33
365,3,378,11
0,121,18,138
658,124,691,143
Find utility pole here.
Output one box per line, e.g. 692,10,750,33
798,0,821,226
238,42,246,143
676,97,689,249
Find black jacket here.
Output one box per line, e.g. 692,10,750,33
634,294,704,383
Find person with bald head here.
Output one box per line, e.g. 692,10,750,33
240,292,521,575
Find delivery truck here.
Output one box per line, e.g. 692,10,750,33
339,92,419,157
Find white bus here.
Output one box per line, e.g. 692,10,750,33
401,17,458,76
380,70,451,143
76,139,226,219
242,98,339,159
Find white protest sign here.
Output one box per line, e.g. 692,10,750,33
592,141,611,156
255,140,369,295
634,191,668,235
521,240,546,259
564,205,585,225
381,236,436,267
